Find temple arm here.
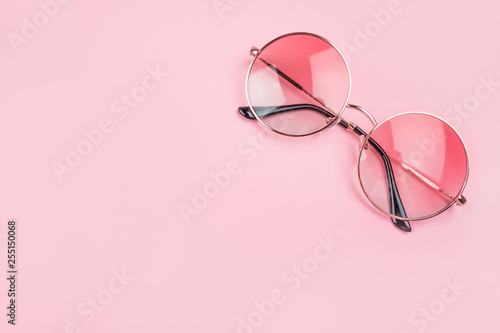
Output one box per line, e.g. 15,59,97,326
240,104,465,206
238,104,411,232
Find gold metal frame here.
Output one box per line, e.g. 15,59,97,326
242,32,470,224
357,112,470,221
245,32,352,137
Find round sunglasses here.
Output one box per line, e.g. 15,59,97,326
238,32,469,232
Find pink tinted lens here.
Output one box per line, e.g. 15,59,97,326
247,33,350,136
358,113,468,220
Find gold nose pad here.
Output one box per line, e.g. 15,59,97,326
325,117,335,125
359,136,369,150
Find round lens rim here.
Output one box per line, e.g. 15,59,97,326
357,111,470,221
245,32,352,137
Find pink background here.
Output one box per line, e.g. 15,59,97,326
1,0,499,332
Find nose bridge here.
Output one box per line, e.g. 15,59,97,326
345,104,377,126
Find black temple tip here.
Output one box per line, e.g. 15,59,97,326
392,218,412,232
238,106,256,119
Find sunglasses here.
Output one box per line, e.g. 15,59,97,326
237,32,469,232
